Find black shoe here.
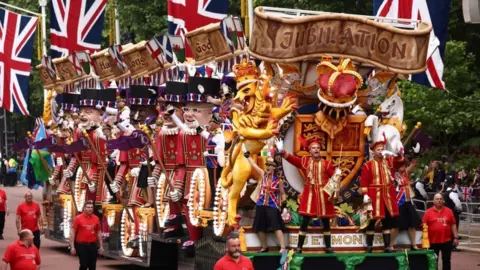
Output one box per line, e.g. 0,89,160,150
384,248,391,253
258,248,269,253
296,248,303,254
325,248,335,253
366,247,373,253
126,236,139,249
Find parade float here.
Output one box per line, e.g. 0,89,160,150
28,6,439,270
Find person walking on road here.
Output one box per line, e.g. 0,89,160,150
70,200,104,270
0,187,8,239
0,229,41,270
6,157,18,187
16,191,43,249
422,193,459,270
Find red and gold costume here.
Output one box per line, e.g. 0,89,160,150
359,156,402,219
283,154,336,218
152,128,186,199
111,147,149,206
67,128,108,204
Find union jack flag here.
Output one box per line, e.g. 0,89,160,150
460,187,473,201
167,0,228,57
374,0,451,89
41,56,56,78
108,45,127,73
257,173,281,209
0,8,38,116
50,0,108,58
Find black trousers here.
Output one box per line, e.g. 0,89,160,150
76,242,98,270
0,211,5,236
454,210,460,231
33,230,41,249
431,241,452,270
300,216,331,232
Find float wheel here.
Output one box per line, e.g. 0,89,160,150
155,173,169,228
213,179,228,236
187,168,208,227
73,167,86,211
120,208,138,257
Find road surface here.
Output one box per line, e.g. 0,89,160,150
0,186,479,269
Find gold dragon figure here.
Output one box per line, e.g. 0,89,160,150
220,59,296,226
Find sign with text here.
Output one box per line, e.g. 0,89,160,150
248,7,432,74
121,41,160,79
185,21,243,65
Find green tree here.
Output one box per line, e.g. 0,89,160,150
401,41,480,169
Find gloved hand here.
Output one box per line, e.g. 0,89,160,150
363,194,371,204
335,168,342,176
170,189,182,202
381,150,396,157
275,138,284,152
63,169,73,178
130,167,140,177
412,143,421,155
166,105,176,116
48,177,56,186
110,182,119,194
147,177,156,187
88,182,96,192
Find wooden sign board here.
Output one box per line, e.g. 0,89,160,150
248,7,433,74
35,64,57,89
121,41,160,79
90,48,130,82
52,56,89,84
185,23,233,65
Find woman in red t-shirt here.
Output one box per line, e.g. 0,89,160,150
422,193,459,270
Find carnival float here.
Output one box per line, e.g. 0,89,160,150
22,5,438,270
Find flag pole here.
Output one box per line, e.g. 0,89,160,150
39,0,47,56
114,2,121,45
0,2,40,16
248,0,253,40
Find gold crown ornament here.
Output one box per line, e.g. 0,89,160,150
233,58,260,89
316,58,363,108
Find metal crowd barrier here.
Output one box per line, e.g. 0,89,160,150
412,198,480,245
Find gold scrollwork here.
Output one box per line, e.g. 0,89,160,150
332,157,356,177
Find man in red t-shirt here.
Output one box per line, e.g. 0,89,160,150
423,193,458,270
0,229,41,270
0,188,8,239
16,191,43,249
214,234,254,270
70,200,103,270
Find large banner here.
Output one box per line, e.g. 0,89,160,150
248,7,432,74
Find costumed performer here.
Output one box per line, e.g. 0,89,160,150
275,137,342,254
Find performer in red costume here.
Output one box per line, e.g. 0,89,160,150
151,81,188,237
56,93,80,196
109,85,159,208
166,77,220,253
62,88,117,206
360,134,404,253
275,137,342,254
